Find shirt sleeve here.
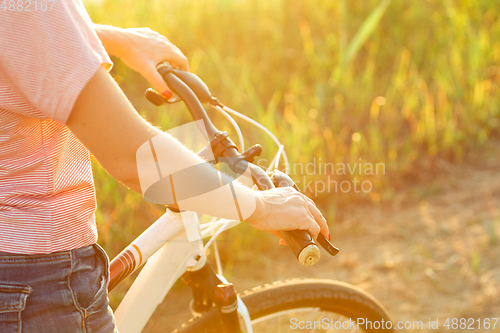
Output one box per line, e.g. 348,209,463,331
0,0,112,124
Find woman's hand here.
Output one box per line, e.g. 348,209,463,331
246,187,330,246
94,25,189,99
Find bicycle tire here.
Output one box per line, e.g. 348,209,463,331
171,278,395,332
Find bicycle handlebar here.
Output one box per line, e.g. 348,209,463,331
153,63,338,266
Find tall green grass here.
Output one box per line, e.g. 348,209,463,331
84,0,500,258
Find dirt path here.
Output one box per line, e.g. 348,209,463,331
142,154,500,333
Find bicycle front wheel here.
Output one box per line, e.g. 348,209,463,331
172,278,395,332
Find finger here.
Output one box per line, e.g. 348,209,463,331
168,50,190,72
269,231,286,246
269,231,282,238
289,194,320,239
178,56,190,72
298,191,316,207
296,192,329,239
144,63,171,99
306,201,329,239
302,212,321,240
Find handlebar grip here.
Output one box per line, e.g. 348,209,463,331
158,69,219,137
280,230,320,266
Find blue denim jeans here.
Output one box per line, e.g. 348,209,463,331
0,244,117,333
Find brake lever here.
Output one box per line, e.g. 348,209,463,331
317,233,340,256
145,87,182,106
144,62,186,106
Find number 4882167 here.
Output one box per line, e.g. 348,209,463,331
1,0,56,11
443,318,498,330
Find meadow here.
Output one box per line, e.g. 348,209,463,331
84,0,500,308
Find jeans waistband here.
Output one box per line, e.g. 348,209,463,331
0,244,101,263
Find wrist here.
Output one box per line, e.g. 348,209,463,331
94,24,129,58
244,191,265,225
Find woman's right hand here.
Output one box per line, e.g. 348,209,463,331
245,187,330,245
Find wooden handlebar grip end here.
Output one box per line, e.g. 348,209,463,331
297,244,321,266
281,230,320,266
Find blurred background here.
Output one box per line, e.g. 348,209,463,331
85,0,499,331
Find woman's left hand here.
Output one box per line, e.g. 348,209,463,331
96,25,189,99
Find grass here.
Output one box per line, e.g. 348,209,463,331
83,0,499,280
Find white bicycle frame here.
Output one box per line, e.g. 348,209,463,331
111,104,289,333
112,206,252,333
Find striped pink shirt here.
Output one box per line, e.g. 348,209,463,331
0,1,112,254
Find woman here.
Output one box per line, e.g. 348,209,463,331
0,1,329,331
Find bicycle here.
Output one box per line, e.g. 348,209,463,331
108,62,395,332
